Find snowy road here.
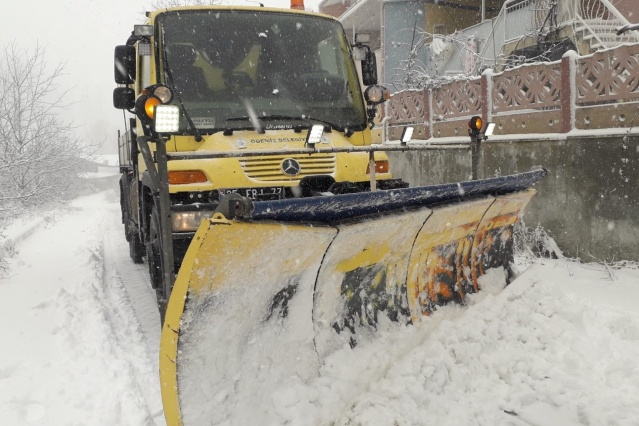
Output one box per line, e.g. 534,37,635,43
1,180,639,425
0,183,164,425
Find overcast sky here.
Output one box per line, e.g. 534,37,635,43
1,0,322,154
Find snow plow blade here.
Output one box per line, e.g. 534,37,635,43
159,168,546,425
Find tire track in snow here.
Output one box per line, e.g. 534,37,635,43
100,191,166,425
102,199,162,356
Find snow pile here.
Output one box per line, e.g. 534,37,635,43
251,260,638,426
324,262,639,425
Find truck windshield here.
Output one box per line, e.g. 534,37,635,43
156,10,367,134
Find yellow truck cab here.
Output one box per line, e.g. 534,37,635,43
113,5,404,309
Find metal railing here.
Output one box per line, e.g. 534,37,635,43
474,0,544,74
166,143,469,161
476,0,639,73
505,0,537,41
567,0,639,49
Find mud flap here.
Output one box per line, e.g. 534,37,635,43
160,190,536,425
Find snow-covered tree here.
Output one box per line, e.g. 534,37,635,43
0,43,90,223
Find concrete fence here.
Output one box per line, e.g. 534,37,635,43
386,43,639,140
388,135,639,262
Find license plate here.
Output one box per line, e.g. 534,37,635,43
219,187,284,201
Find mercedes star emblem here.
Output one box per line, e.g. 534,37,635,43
281,158,301,176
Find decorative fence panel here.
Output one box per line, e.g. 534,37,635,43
492,63,562,113
575,44,639,105
386,90,427,124
431,79,481,119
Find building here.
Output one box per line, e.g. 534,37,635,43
320,0,639,92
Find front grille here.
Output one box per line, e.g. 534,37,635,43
239,154,336,182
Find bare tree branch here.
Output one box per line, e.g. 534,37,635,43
0,42,93,224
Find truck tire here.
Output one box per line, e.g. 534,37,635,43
146,206,163,290
156,290,167,327
120,177,144,264
146,206,168,324
129,231,144,264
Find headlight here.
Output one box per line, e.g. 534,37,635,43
171,210,215,232
155,105,181,133
135,84,174,125
364,85,390,105
153,85,173,104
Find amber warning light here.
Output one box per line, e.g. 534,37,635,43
291,0,305,10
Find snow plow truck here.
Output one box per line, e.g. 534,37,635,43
113,3,546,424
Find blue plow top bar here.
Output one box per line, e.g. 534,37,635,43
249,168,548,224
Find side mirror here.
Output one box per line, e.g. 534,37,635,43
113,87,135,110
114,45,136,84
361,49,378,86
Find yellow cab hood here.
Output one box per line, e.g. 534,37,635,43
164,128,391,192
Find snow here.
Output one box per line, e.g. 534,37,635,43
1,185,639,425
430,37,449,56
0,187,163,426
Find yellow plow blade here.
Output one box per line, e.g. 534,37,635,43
160,190,536,425
160,214,337,425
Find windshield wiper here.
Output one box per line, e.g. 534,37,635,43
226,115,341,132
223,115,265,135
